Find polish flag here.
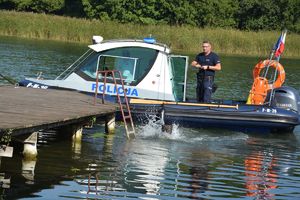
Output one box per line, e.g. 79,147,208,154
274,31,287,58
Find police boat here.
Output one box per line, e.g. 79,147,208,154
19,36,300,133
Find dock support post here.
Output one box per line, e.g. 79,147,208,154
57,124,83,141
57,124,83,158
72,126,83,143
105,114,115,134
23,132,38,159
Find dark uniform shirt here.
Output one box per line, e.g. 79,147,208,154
195,52,221,76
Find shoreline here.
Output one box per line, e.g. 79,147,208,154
0,10,299,58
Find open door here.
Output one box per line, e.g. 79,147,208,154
169,55,189,102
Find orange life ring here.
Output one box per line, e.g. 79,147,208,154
253,59,285,90
247,60,285,105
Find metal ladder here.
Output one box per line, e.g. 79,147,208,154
94,70,135,139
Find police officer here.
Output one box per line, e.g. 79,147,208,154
191,41,221,103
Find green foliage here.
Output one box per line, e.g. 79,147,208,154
0,0,14,9
238,0,280,30
1,129,12,145
280,0,300,33
64,0,84,17
4,0,64,13
0,0,299,32
237,0,300,32
1,10,300,58
194,0,239,28
82,0,164,24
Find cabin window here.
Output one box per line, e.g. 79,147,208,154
96,55,137,84
76,47,158,85
77,51,99,79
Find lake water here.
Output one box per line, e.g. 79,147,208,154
1,36,300,199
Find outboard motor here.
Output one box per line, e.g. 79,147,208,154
268,86,300,113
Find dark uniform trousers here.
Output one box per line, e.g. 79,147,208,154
196,73,214,103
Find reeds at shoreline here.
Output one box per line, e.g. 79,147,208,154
0,10,299,57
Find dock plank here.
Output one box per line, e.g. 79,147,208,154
0,86,116,136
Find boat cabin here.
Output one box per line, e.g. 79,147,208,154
24,37,189,102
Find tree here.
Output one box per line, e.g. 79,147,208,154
238,0,286,31
193,0,238,28
64,0,85,17
12,0,64,14
278,0,300,33
0,0,299,33
0,0,15,9
82,0,164,24
157,0,196,26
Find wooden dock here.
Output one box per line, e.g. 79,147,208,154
0,86,116,136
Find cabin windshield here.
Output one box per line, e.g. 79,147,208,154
74,47,158,85
96,55,137,84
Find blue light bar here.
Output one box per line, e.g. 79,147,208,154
143,37,156,44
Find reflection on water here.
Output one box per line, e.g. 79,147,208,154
0,120,300,199
1,36,300,199
245,152,277,198
244,138,278,199
22,159,37,184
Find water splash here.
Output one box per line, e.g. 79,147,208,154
135,114,184,141
134,114,248,143
131,105,248,143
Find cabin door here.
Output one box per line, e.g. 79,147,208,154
169,55,189,101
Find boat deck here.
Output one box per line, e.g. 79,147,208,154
0,86,116,136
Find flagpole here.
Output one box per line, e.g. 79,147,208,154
263,31,283,78
264,49,275,105
266,29,287,105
